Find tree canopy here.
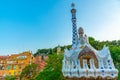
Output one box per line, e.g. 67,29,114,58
20,63,39,80
36,53,65,80
4,75,16,80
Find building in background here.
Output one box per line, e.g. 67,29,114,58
57,45,61,55
35,54,48,71
0,51,35,78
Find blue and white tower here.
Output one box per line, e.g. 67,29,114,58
71,3,78,48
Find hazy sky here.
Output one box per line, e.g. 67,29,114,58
0,0,120,55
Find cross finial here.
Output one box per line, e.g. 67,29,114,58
71,3,75,8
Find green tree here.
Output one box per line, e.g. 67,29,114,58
36,53,65,80
4,75,16,80
20,63,39,80
34,48,53,56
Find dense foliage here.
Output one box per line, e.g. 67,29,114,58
36,53,65,80
4,75,16,80
34,48,53,56
20,63,39,80
34,45,71,56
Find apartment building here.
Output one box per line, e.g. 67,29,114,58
0,51,35,77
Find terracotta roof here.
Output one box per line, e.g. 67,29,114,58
0,56,10,59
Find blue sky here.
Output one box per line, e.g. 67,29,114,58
0,0,120,55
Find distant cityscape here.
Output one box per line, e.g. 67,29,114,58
0,51,48,79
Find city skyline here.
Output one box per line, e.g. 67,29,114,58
0,0,120,55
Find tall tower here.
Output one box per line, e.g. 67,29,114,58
71,3,78,48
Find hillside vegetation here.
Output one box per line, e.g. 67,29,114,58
35,37,120,80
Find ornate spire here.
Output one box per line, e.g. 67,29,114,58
71,3,78,48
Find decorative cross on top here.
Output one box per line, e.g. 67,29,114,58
71,3,75,8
